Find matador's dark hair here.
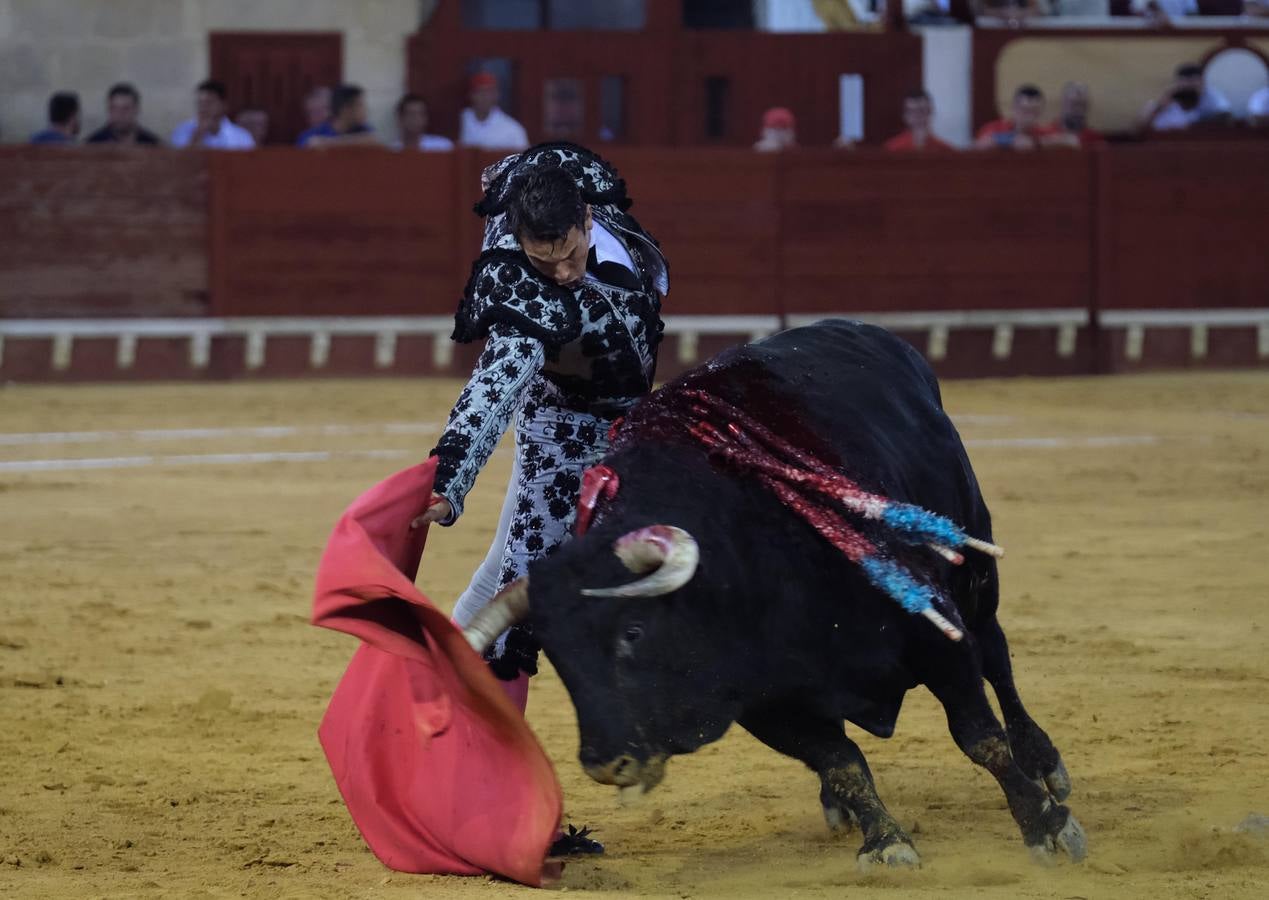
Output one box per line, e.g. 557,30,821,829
505,166,586,244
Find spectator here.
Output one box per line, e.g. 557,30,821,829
30,92,80,144
304,84,379,147
296,86,332,147
459,72,529,151
1044,82,1104,148
753,107,797,152
974,0,1049,25
908,0,965,25
1131,0,1198,26
391,94,454,151
1249,84,1269,128
884,90,953,152
1141,63,1232,132
86,83,160,145
975,84,1054,150
235,109,269,146
171,80,255,150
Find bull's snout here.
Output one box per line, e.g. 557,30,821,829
582,751,640,787
581,747,669,794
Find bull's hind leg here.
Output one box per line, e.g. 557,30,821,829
739,706,919,870
976,614,1072,801
922,659,1087,864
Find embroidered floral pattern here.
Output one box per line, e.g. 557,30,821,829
453,251,581,349
477,142,633,216
484,410,611,680
429,141,669,678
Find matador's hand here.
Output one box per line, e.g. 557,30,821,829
411,494,452,530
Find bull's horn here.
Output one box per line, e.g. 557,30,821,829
581,525,699,598
462,577,530,653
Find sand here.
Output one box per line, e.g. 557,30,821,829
1,371,1267,899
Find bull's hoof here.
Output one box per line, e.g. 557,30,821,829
1028,811,1087,865
1043,758,1073,802
857,832,918,873
857,836,921,871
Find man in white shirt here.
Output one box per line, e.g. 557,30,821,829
1141,63,1232,132
170,80,255,150
391,93,454,151
459,72,529,151
1131,0,1197,24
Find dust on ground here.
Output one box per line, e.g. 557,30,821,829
1,371,1266,899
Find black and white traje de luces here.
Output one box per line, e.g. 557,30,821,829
430,142,668,679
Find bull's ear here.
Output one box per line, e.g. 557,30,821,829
462,578,530,653
581,526,699,599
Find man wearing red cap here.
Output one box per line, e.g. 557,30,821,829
754,107,797,152
461,72,530,150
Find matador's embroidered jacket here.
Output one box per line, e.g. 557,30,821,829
429,143,669,523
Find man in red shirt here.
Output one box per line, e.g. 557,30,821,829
884,90,955,152
974,84,1056,151
1044,82,1104,149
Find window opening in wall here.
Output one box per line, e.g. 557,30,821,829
543,77,585,139
684,0,754,28
547,0,646,28
463,0,647,29
704,76,730,139
599,75,627,142
462,0,540,29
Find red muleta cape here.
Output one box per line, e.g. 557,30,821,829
310,458,562,886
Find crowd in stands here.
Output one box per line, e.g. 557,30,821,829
907,0,1269,27
752,61,1268,152
24,59,1269,152
25,72,530,153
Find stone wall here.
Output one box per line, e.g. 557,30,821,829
0,0,434,144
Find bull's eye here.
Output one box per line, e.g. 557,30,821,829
617,622,644,658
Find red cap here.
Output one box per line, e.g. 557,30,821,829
470,72,498,92
762,107,795,130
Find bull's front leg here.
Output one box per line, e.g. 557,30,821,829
923,661,1087,864
739,705,920,870
975,614,1072,802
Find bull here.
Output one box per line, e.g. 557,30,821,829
464,319,1086,868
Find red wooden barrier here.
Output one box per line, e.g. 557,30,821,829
1095,143,1269,372
1,144,1266,382
207,148,468,317
0,147,207,319
608,150,782,317
776,149,1094,314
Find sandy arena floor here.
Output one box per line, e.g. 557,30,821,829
1,371,1267,899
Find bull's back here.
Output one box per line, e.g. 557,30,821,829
681,319,980,527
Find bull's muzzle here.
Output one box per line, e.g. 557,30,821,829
583,752,667,798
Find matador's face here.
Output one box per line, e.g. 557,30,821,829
519,206,593,289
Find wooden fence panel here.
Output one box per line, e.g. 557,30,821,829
0,147,207,318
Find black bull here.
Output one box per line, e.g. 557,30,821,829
467,319,1086,868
